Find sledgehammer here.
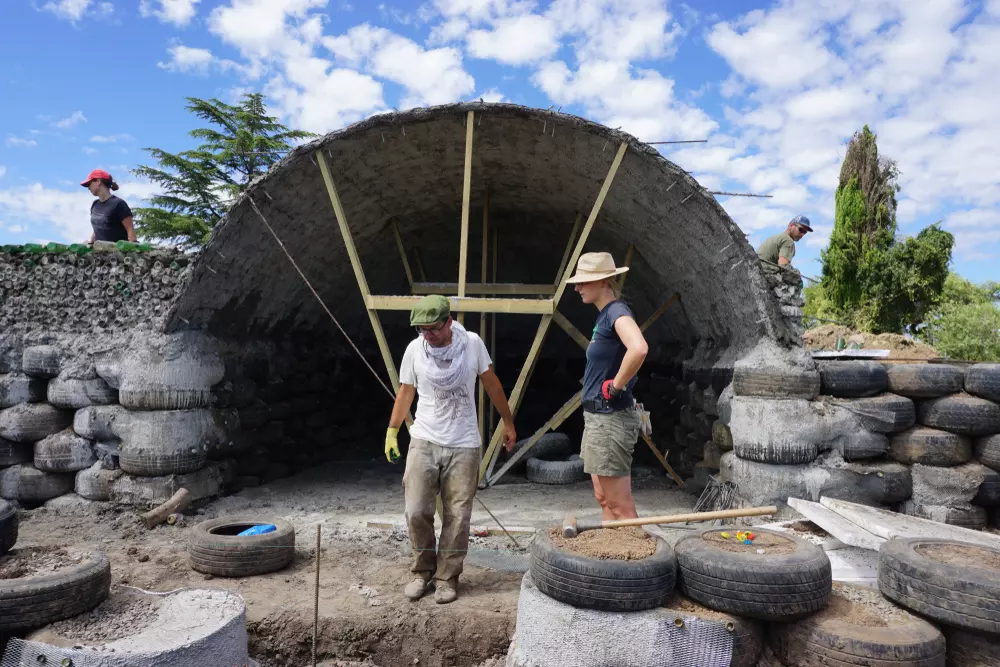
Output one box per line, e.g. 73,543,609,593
561,505,778,538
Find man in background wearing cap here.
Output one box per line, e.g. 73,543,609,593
385,295,517,604
757,214,812,267
81,169,137,246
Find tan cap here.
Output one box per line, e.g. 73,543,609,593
564,251,629,284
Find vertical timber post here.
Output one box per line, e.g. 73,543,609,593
457,110,475,325
478,191,489,452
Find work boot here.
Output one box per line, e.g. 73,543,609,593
403,576,431,600
433,579,458,604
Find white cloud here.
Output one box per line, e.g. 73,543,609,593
6,137,37,148
265,66,385,132
53,110,88,130
0,167,5,179
208,0,328,60
158,45,215,74
90,134,134,143
6,225,25,234
467,14,559,65
547,0,681,62
40,0,111,21
324,25,475,107
82,146,98,155
140,0,201,26
479,88,505,103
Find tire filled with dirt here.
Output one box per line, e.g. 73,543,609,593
878,537,1000,634
768,582,945,667
0,546,110,632
889,427,972,466
529,527,676,612
818,361,888,398
835,393,915,434
675,528,832,621
945,628,1000,667
662,592,763,667
918,394,1000,437
188,517,295,577
886,364,965,399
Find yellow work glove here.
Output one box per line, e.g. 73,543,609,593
385,427,400,463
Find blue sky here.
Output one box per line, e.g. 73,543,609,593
2,0,998,285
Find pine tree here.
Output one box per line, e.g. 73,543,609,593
132,94,314,249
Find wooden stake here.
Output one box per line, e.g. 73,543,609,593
457,110,475,324
392,221,414,291
313,524,321,667
640,432,685,488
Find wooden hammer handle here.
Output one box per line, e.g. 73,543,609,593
595,506,778,530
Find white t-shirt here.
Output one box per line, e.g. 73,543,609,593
400,332,492,448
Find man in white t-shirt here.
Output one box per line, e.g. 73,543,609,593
385,295,517,604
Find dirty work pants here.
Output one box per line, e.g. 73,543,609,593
403,438,480,584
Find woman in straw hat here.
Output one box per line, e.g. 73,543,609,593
566,251,649,520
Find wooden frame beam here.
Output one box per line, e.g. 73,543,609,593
316,151,401,395
413,247,427,281
411,282,555,296
488,226,498,441
553,310,590,349
391,222,414,291
554,213,582,285
480,142,629,482
367,295,553,314
478,191,489,451
485,391,582,486
457,110,475,324
641,293,681,332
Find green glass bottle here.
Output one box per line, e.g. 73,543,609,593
45,242,70,253
23,243,44,254
69,243,92,256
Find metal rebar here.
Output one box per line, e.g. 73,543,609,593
475,496,521,550
709,191,773,198
313,524,321,667
647,139,708,144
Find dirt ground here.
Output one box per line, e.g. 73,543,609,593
10,460,693,667
804,324,939,359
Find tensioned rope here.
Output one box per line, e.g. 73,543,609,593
247,196,396,400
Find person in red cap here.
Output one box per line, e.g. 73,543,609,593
80,169,136,245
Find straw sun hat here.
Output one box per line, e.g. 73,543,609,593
564,252,629,284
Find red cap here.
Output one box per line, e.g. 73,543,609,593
81,169,118,191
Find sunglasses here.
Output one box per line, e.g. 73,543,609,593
415,321,447,336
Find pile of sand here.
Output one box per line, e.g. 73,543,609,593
804,324,939,360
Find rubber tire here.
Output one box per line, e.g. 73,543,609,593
0,404,74,443
734,440,818,465
919,395,1000,437
733,366,820,400
974,467,1000,508
188,517,295,577
0,465,75,503
712,421,733,452
0,438,32,467
965,364,1000,402
945,628,1000,667
74,463,123,502
834,431,888,461
238,400,271,430
887,364,965,399
0,374,47,408
119,445,208,477
835,393,915,434
510,432,573,462
0,500,17,557
818,361,888,398
21,346,61,379
889,427,972,466
878,537,1000,633
662,593,763,667
900,501,987,529
768,583,945,667
976,435,1000,472
46,376,118,409
0,548,110,632
856,462,913,504
526,455,586,485
528,528,676,612
674,528,832,621
33,430,97,473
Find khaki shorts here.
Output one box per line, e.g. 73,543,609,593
581,408,642,477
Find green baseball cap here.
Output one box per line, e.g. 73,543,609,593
410,294,451,326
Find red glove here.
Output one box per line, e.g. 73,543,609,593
601,379,622,400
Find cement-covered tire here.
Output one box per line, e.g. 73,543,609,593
675,528,832,621
887,364,965,399
525,455,585,485
835,393,915,434
662,593,763,667
945,628,1000,667
0,438,32,467
0,547,110,632
0,374,47,408
74,462,123,501
889,427,972,466
0,404,73,443
818,361,888,398
111,465,222,508
119,445,208,477
0,500,17,557
855,462,912,504
113,409,236,476
768,582,945,667
965,364,1000,402
72,405,126,441
33,430,97,473
733,366,820,400
977,435,1000,472
734,440,818,465
46,376,117,409
878,537,1000,633
900,501,987,529
188,517,295,577
21,346,61,379
919,395,1000,437
974,467,1000,507
529,528,676,612
0,465,75,503
833,431,888,461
